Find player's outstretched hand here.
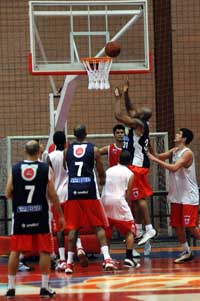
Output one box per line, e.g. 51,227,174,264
114,87,122,98
123,79,129,92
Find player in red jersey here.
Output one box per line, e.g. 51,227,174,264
100,124,125,167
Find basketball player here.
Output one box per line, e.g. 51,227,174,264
5,140,65,298
101,150,140,268
148,128,200,263
48,131,88,271
64,124,116,273
100,124,125,167
114,81,156,246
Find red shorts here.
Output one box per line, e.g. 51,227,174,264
10,233,54,254
170,203,199,227
106,218,136,238
64,199,109,231
51,202,66,233
128,165,153,200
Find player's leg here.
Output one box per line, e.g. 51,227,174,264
171,203,193,263
137,198,156,245
76,236,88,267
39,251,56,298
65,229,79,274
5,251,20,298
95,226,117,271
55,230,67,271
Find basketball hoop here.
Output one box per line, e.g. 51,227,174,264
81,57,112,90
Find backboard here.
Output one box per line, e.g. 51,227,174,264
29,1,150,75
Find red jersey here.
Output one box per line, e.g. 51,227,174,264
108,143,122,167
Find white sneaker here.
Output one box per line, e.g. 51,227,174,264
77,248,88,267
174,251,194,263
55,260,67,271
135,230,144,240
132,249,141,258
124,258,141,268
138,229,156,245
144,240,151,256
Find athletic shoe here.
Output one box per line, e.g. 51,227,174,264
55,260,67,271
77,248,88,267
144,240,152,256
132,249,141,258
5,289,15,298
138,229,156,245
124,258,141,268
135,230,144,240
39,287,56,298
65,263,73,274
102,259,120,271
174,251,194,264
103,259,118,271
18,261,33,272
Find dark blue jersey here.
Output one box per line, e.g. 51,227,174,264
66,142,98,200
123,119,150,168
12,160,50,234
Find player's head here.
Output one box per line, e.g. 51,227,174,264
113,124,125,142
53,131,66,150
136,107,152,121
180,128,194,144
25,140,40,156
74,124,87,141
119,150,132,166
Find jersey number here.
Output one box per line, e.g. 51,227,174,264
25,185,35,203
75,161,83,176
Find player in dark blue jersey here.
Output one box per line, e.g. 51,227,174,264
5,140,65,299
114,81,156,247
64,124,117,273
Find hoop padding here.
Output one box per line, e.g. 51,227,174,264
81,57,112,90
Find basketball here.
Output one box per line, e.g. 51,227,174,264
105,41,121,58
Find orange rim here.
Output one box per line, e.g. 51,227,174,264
81,56,112,63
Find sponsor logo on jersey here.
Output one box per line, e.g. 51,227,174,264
70,177,91,183
17,205,42,213
73,144,87,158
21,164,38,181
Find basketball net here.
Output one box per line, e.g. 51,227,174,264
81,57,112,90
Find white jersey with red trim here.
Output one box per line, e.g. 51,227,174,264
167,147,199,205
49,150,68,203
101,164,134,221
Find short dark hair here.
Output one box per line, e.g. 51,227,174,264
180,128,194,144
74,124,87,139
53,131,66,150
25,140,39,156
119,150,132,165
113,124,125,134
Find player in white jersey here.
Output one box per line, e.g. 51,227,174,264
148,128,200,263
101,150,140,268
48,131,87,271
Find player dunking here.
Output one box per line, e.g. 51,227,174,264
114,80,156,246
64,124,116,273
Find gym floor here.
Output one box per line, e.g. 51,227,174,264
1,246,200,301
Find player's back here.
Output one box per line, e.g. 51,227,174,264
49,150,68,202
12,160,50,234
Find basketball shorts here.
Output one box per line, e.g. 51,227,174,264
64,199,109,231
106,218,136,238
51,201,66,233
10,233,54,254
128,165,153,200
170,203,199,227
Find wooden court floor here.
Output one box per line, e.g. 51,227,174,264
1,247,200,301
